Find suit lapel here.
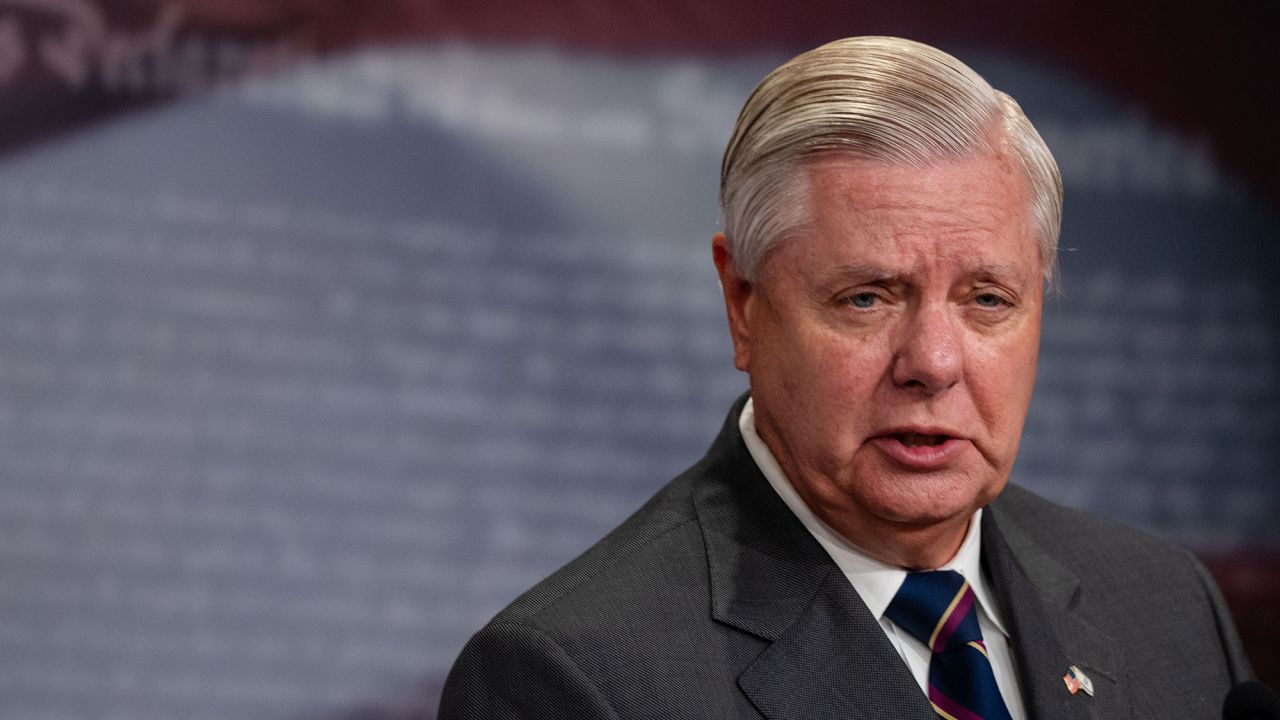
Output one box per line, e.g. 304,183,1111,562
984,493,1131,720
736,571,939,720
692,399,935,720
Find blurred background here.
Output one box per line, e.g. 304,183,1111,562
0,1,1276,718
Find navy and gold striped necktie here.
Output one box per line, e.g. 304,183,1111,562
885,570,1012,720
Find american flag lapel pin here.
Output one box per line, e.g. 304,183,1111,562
1063,665,1095,697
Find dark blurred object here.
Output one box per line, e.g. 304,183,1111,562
1205,552,1280,692
1223,680,1280,720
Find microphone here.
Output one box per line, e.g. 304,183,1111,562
1224,681,1280,720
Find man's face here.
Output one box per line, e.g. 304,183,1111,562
714,152,1043,567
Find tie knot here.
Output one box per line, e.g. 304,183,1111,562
885,570,984,653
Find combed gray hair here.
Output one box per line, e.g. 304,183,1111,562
720,36,1062,287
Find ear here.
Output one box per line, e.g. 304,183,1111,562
712,233,754,372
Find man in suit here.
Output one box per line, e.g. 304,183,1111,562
438,36,1252,719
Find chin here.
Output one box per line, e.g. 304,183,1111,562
853,469,1001,527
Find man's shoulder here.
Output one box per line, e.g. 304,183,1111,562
440,443,769,719
488,463,714,640
990,483,1253,700
993,482,1193,561
490,397,757,632
991,483,1220,606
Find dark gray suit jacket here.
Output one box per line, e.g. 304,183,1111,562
439,397,1252,719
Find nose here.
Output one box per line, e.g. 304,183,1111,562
891,303,963,394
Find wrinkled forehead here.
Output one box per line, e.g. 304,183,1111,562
757,151,1044,285
790,149,1041,253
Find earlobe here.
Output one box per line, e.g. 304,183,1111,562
712,233,753,372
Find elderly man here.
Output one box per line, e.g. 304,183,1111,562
439,37,1251,719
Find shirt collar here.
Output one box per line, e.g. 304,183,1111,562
738,397,1008,637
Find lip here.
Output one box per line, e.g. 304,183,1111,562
870,427,969,470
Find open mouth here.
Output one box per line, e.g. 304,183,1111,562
872,431,964,468
894,432,951,447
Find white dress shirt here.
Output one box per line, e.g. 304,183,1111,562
739,398,1028,720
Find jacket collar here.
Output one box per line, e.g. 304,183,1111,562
692,396,936,720
984,491,1131,720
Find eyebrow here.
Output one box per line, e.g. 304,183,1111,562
829,264,899,284
968,263,1024,281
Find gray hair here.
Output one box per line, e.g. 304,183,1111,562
719,36,1062,287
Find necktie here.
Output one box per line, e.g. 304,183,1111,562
885,570,1012,720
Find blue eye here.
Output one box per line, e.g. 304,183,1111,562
847,292,878,308
975,293,1006,308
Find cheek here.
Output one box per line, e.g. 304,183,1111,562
970,335,1039,442
796,337,889,439
806,334,881,392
